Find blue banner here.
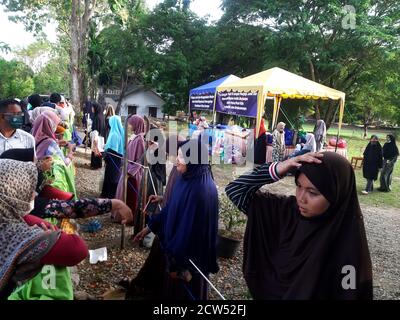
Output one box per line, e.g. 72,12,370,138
189,93,215,111
215,91,258,118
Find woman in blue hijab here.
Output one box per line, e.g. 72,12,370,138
101,115,125,198
134,138,219,300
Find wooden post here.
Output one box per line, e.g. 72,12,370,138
120,114,133,249
141,116,150,233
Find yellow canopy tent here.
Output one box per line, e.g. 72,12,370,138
215,67,345,138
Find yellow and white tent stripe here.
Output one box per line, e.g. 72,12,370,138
215,67,345,137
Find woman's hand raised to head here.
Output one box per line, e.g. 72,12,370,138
276,152,324,177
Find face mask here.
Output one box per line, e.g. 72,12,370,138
4,114,24,129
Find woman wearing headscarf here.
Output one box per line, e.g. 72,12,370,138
104,104,115,142
140,123,166,201
272,122,286,162
254,117,268,165
115,115,146,217
361,135,383,195
314,119,327,152
124,135,185,299
101,115,125,198
31,112,76,196
0,148,52,193
287,133,316,159
29,106,59,125
303,133,317,152
0,159,88,300
32,112,71,164
225,152,372,300
134,138,219,300
90,102,105,169
378,134,399,192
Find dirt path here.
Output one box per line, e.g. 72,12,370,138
73,147,400,300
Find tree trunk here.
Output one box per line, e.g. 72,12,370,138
323,100,338,131
70,0,96,112
363,108,373,139
115,75,129,115
308,59,321,120
363,123,368,139
70,0,81,110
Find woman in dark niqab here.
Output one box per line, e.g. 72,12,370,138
362,135,383,194
90,102,105,169
379,134,399,192
226,151,372,299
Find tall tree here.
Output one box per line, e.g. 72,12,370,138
220,0,400,129
0,58,35,98
0,0,115,109
140,0,217,115
87,0,149,112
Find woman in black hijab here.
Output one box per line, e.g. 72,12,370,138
378,134,399,192
361,135,383,194
226,152,372,300
90,102,105,169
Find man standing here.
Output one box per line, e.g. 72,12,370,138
0,99,36,156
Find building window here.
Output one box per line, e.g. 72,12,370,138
149,107,157,118
128,105,137,115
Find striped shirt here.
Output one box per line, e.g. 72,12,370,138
225,162,282,214
0,129,36,157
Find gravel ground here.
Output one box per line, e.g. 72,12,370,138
73,146,400,300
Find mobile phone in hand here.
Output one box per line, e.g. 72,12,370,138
145,200,158,214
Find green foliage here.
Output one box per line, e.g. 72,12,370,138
33,57,70,95
219,193,247,233
15,41,51,73
2,0,400,127
303,123,400,208
219,0,400,127
140,2,217,115
0,58,34,99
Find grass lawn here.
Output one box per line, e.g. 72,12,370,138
303,124,400,209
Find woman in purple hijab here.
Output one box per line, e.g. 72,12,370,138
133,138,219,300
31,112,73,165
115,115,146,217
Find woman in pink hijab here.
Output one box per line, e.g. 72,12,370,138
31,111,73,165
115,115,146,216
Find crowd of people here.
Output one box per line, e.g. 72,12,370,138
0,93,398,300
362,134,399,194
255,118,326,164
0,95,133,300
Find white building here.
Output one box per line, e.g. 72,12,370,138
103,85,165,118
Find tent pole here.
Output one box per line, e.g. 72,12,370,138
334,100,341,152
271,96,278,131
141,116,150,233
276,97,282,129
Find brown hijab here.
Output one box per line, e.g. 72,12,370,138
244,152,372,299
